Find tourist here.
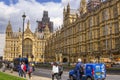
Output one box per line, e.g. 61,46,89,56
27,63,33,79
75,58,84,80
21,62,26,78
9,62,14,73
52,62,59,80
58,63,63,79
18,62,23,77
2,62,6,72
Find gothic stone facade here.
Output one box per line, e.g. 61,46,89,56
45,0,120,63
4,21,51,62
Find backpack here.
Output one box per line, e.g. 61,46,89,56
79,65,84,74
23,65,26,71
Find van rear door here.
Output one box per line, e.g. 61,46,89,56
94,64,106,79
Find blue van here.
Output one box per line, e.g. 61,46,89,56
69,63,106,80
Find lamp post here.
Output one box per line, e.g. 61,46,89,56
22,13,26,58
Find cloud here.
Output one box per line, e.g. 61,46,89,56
0,34,5,56
0,0,82,56
0,0,82,33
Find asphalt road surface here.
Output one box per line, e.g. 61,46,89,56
33,68,120,80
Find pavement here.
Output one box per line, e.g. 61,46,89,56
0,69,51,80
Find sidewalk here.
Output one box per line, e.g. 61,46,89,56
0,69,51,80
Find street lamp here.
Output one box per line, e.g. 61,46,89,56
22,13,26,58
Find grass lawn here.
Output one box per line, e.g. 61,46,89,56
0,72,26,80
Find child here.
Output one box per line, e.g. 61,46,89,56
27,63,33,79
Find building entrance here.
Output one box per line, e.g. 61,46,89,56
63,58,68,63
23,38,33,57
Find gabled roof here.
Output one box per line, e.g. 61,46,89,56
24,20,33,34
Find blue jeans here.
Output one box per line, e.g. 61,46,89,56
18,70,23,77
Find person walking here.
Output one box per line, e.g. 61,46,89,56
21,62,27,78
58,63,63,79
52,62,59,80
31,63,35,72
27,63,33,79
9,62,14,73
2,62,6,72
75,58,84,80
17,62,23,77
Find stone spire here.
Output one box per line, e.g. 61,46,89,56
79,0,87,15
44,23,50,39
67,2,70,14
27,20,30,28
25,20,32,34
6,20,13,38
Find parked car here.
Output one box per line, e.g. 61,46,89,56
69,63,106,80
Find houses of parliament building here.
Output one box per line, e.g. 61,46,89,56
45,0,120,63
4,0,120,63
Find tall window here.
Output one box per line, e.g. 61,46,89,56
115,38,119,49
23,38,33,57
114,22,119,34
89,29,92,40
113,5,118,18
97,15,99,25
89,17,92,27
103,40,107,50
103,25,108,36
102,9,108,21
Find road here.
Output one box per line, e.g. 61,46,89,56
33,68,120,80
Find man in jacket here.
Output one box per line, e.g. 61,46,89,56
75,58,84,80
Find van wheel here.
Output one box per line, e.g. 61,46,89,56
87,77,92,80
69,76,74,80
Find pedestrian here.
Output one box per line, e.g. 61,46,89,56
58,63,63,79
2,62,6,72
52,62,59,80
31,63,35,71
21,62,26,78
75,58,84,80
9,62,14,73
17,62,23,77
27,63,33,79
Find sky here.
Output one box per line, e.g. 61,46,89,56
0,0,81,56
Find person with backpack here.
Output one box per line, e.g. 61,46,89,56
75,58,84,80
17,62,23,77
21,62,26,78
58,63,63,79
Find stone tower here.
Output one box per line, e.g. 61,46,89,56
6,21,13,38
63,3,71,26
79,0,87,15
37,11,53,33
44,24,51,39
87,0,101,11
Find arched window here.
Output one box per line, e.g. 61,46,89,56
23,38,33,57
